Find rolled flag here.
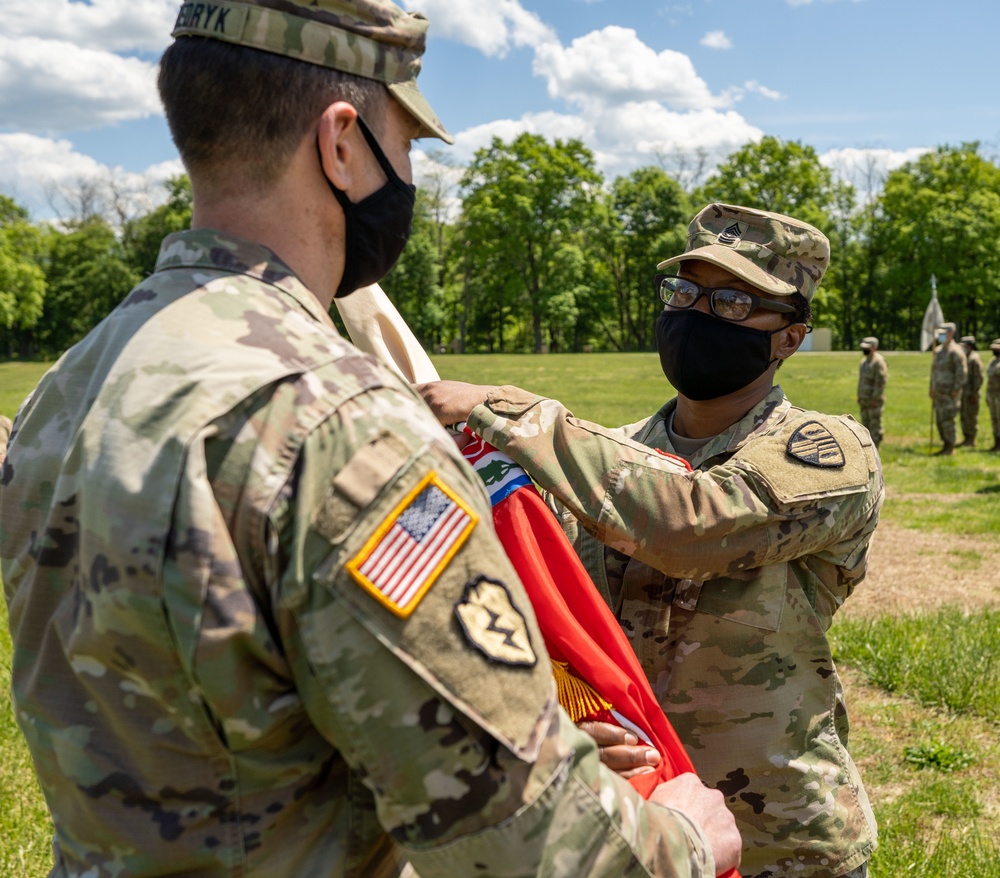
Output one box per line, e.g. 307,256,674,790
461,430,696,795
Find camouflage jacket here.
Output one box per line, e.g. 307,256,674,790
856,352,887,405
988,356,1000,397
964,350,984,398
930,340,967,397
0,230,713,878
467,385,881,878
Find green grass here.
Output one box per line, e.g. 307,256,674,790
3,350,1000,875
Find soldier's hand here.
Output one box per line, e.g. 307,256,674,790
650,773,741,875
416,380,497,426
578,720,660,778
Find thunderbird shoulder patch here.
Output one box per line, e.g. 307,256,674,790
347,472,478,618
786,420,846,468
454,576,537,667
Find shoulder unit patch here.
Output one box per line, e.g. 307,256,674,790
786,420,846,468
347,471,477,618
454,576,537,667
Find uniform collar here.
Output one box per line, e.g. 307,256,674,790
154,228,336,330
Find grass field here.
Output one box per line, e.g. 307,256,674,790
2,352,999,876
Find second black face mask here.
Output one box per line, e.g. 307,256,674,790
655,308,785,400
321,116,416,298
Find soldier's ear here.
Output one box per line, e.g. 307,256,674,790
317,103,362,192
775,323,807,361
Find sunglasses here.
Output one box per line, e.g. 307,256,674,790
655,273,797,323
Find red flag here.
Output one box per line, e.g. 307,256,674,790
461,432,696,795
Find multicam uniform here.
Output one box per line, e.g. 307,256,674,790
988,352,1000,449
856,352,887,446
0,230,713,878
930,339,967,447
961,348,984,443
467,385,881,878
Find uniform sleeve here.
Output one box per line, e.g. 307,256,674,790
874,358,888,397
267,382,711,878
467,386,881,582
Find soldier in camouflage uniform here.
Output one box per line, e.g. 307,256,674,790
0,414,10,467
959,335,984,447
856,336,887,447
420,204,880,878
0,3,741,877
988,339,1000,452
929,322,968,455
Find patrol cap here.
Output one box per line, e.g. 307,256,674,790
170,0,453,143
937,322,957,334
991,338,1000,352
860,337,878,350
656,203,830,302
960,335,977,346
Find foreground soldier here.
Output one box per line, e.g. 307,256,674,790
856,336,887,447
959,335,984,447
420,204,880,877
988,339,1000,452
929,321,967,455
0,2,739,876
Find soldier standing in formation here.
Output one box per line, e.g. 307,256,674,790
0,2,739,876
959,335,984,447
987,339,1000,452
929,321,968,455
857,336,888,447
420,203,881,878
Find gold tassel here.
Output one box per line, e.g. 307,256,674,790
552,660,613,723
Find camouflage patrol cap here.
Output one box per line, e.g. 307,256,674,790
170,0,453,143
960,335,977,346
937,322,957,334
991,338,1000,352
860,337,878,350
657,203,830,302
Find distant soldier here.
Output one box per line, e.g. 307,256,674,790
857,336,887,447
0,414,11,467
929,322,968,455
959,335,984,447
987,339,1000,452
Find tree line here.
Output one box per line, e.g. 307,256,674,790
3,137,999,361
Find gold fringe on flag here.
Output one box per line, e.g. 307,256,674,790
552,660,613,724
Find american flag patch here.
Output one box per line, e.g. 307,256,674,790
347,472,478,617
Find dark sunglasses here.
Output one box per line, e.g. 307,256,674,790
655,273,797,323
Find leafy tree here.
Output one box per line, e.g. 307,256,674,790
590,167,690,350
122,176,193,278
460,134,603,352
36,217,140,355
0,195,47,358
871,143,1000,346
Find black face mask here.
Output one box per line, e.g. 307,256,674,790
655,308,788,400
321,116,416,298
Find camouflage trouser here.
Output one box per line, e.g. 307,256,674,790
858,401,884,447
960,392,980,441
989,391,1000,443
933,392,960,446
839,862,869,878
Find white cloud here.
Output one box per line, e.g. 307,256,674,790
821,146,930,199
700,30,733,50
0,133,182,222
0,0,176,54
742,80,783,101
533,26,728,111
402,0,555,56
0,35,162,134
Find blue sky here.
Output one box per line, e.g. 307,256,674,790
1,0,997,221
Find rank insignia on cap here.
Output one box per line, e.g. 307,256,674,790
455,576,537,667
787,421,846,468
347,472,477,618
717,221,748,246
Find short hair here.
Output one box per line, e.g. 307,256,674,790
157,37,388,187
